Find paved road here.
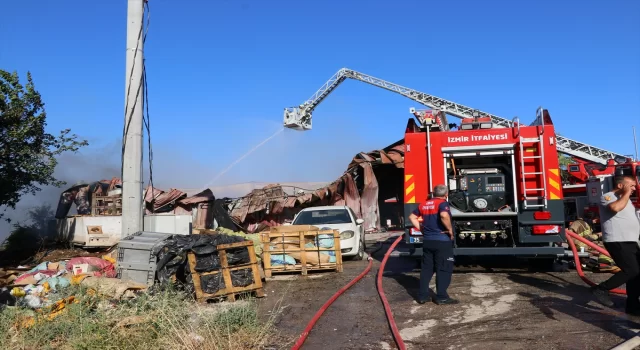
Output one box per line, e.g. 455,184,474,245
258,240,639,350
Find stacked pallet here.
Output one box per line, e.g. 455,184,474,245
261,225,343,279
187,240,264,302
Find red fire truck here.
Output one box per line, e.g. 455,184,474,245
563,159,640,225
282,68,632,258
403,108,566,257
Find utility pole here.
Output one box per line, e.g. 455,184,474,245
121,0,145,238
633,126,638,161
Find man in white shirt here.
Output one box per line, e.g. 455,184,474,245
590,175,640,315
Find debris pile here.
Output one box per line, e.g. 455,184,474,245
1,255,148,312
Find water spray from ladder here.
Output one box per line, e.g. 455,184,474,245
200,127,285,190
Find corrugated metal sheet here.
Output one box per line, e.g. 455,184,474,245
360,163,380,232
228,139,406,232
343,173,361,219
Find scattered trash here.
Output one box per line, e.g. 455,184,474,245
3,256,120,309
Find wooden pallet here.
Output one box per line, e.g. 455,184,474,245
261,225,343,279
187,240,265,302
91,195,122,216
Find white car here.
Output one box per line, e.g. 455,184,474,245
291,206,366,260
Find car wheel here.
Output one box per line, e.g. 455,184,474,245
353,238,365,261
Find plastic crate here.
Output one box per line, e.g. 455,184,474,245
116,231,173,286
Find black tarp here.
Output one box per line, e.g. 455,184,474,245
212,198,243,232
152,233,254,294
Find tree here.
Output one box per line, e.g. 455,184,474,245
0,204,56,265
0,70,88,220
558,154,573,183
558,154,573,169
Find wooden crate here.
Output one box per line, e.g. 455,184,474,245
91,195,122,216
261,225,343,279
187,240,265,302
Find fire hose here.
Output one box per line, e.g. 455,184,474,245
291,235,407,350
292,230,627,349
290,256,374,350
564,229,626,295
564,229,640,349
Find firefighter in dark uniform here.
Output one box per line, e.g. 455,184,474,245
409,184,459,305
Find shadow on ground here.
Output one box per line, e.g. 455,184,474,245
508,273,640,341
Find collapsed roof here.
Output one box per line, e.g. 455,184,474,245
228,139,405,232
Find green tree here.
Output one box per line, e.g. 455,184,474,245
558,154,573,169
558,154,573,183
0,70,88,221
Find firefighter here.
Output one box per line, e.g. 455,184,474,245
569,219,619,273
409,184,459,305
590,175,640,314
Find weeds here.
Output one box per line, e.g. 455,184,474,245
0,285,281,350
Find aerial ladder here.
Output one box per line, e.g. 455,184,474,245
283,68,628,165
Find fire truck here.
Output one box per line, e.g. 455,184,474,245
402,108,566,257
579,163,640,230
283,67,631,257
561,156,640,224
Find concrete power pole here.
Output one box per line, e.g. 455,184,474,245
121,0,145,238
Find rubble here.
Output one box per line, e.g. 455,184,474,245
228,140,405,233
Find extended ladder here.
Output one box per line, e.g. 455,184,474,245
284,68,628,165
518,108,548,210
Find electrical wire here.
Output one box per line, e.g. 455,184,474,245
142,59,155,212
120,1,154,214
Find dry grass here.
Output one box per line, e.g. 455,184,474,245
0,285,287,350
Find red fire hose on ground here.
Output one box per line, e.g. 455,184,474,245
376,234,408,350
565,229,640,350
292,230,625,349
564,229,626,295
291,234,407,350
290,257,374,350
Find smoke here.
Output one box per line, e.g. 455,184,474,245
0,139,122,241
0,113,399,241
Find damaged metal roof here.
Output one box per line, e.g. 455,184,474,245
229,139,405,227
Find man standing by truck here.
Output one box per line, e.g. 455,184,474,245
591,175,640,314
409,184,459,305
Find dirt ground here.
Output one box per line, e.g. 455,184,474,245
258,239,639,350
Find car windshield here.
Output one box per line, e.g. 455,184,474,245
292,209,352,225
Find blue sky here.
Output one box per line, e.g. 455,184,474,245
1,0,639,207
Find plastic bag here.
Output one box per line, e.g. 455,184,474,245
199,269,254,294
271,254,296,266
66,257,116,278
152,233,251,285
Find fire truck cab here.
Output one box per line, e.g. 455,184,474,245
403,108,565,258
